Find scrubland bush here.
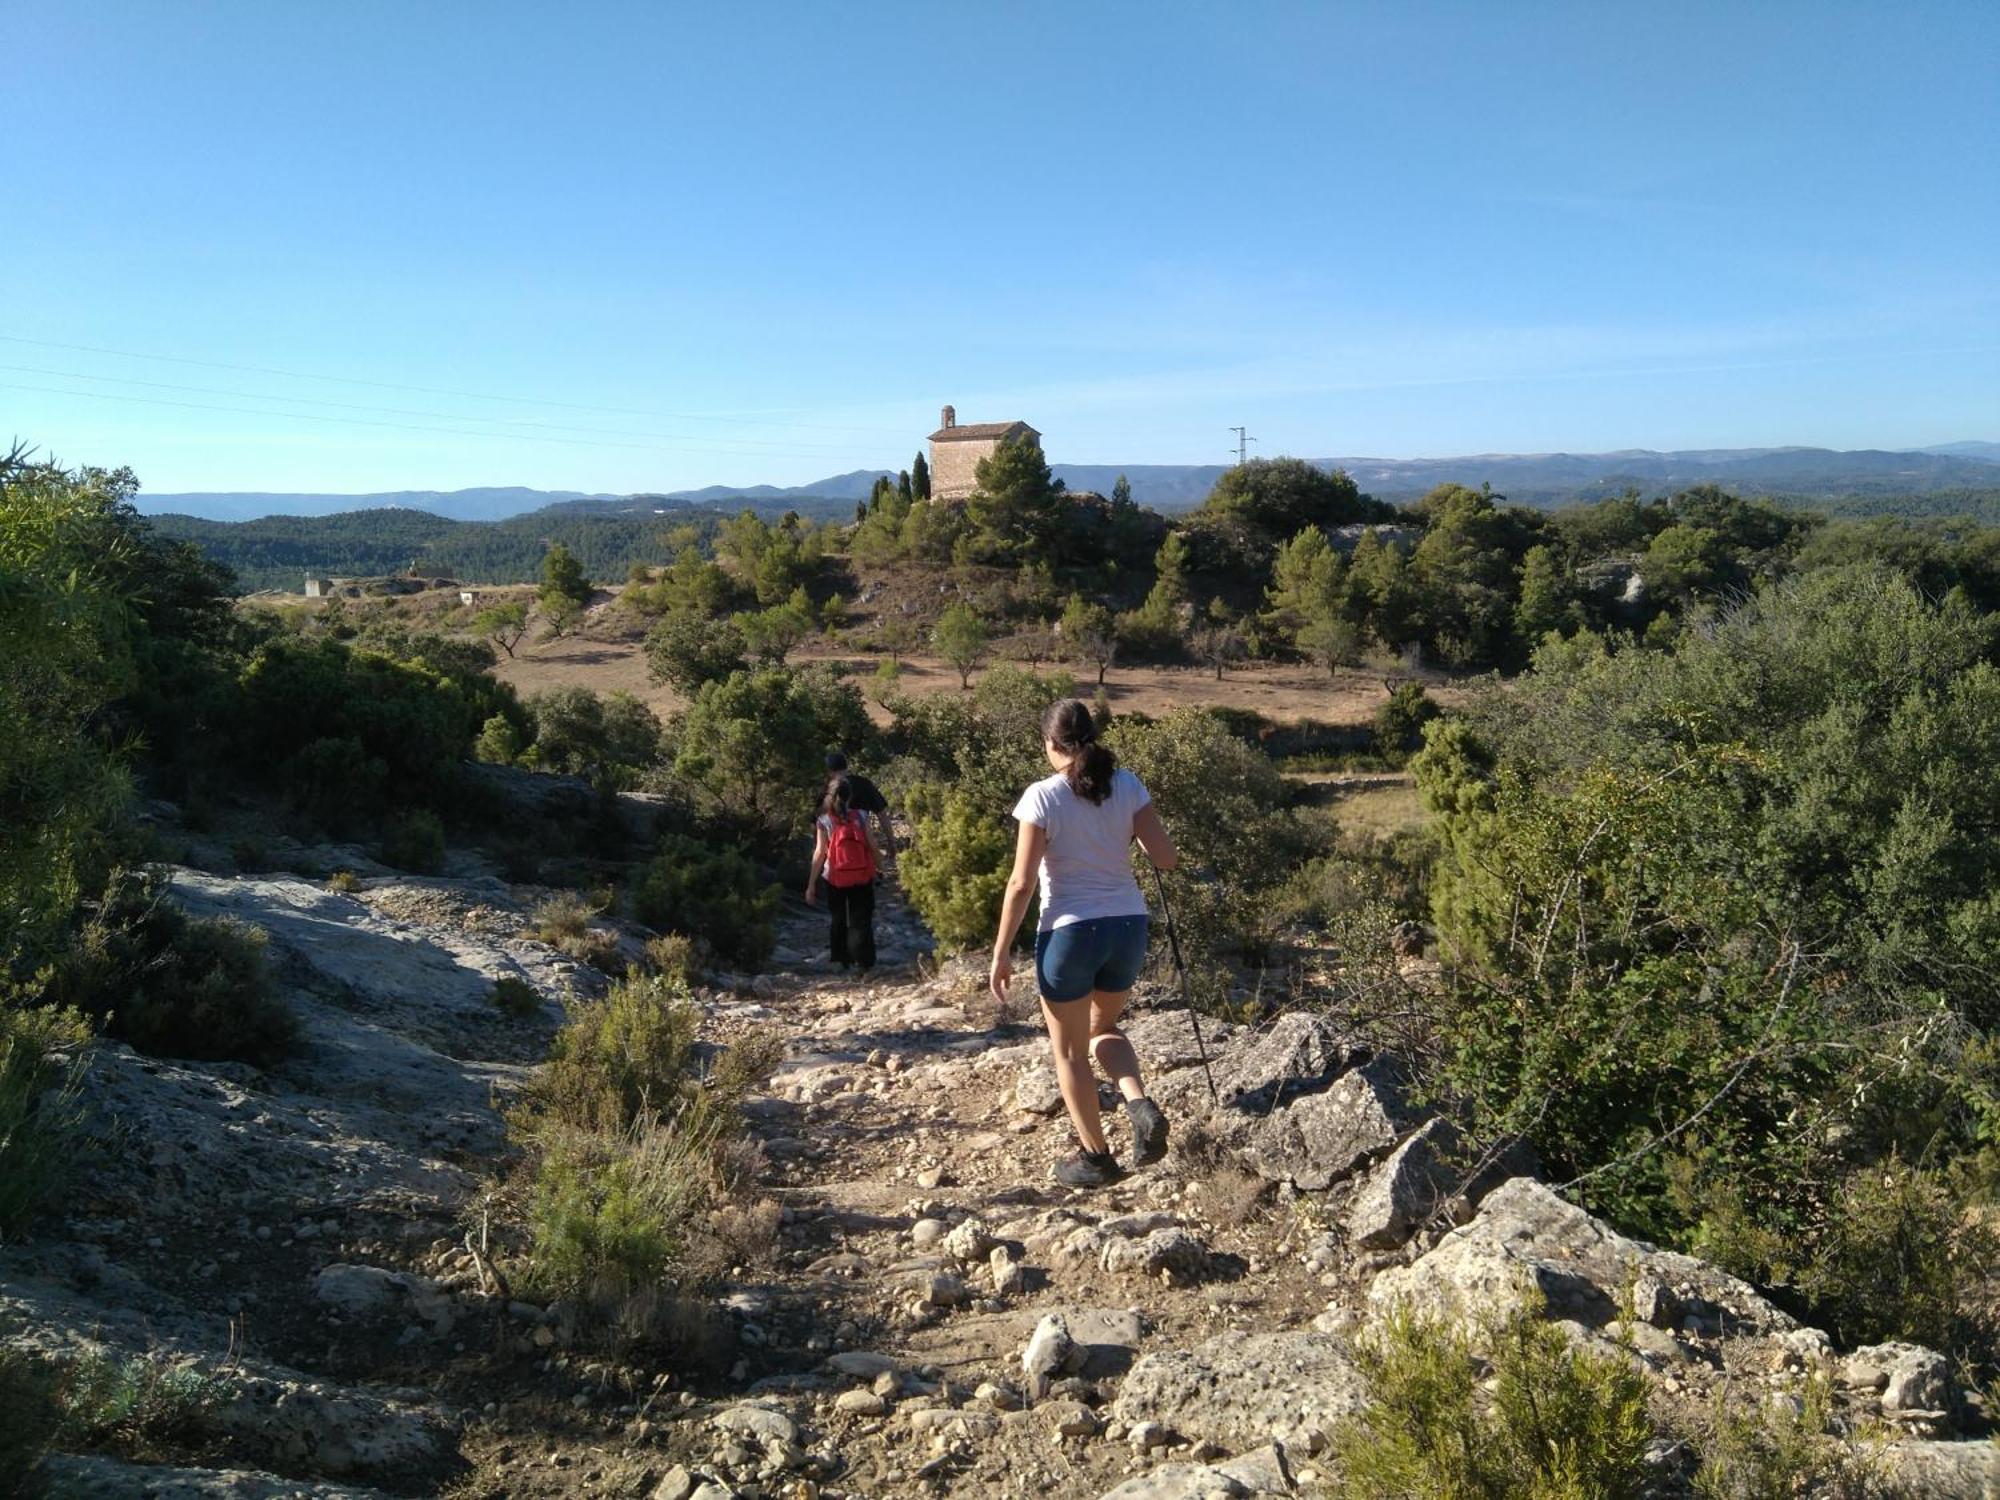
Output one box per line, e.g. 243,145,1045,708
1412,566,2000,1354
49,1351,227,1450
1691,1372,1875,1500
506,973,781,1321
531,891,596,946
0,1007,88,1236
665,665,872,845
378,809,445,874
633,835,777,969
643,932,698,985
324,869,361,894
45,871,294,1066
899,784,1016,951
1109,708,1300,962
489,976,542,1019
1373,680,1439,762
1335,1298,1651,1500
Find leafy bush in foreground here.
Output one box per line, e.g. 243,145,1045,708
1335,1298,1651,1500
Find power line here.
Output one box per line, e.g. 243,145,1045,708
0,332,915,435
1229,425,1257,466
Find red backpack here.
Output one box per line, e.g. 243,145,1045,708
825,810,877,888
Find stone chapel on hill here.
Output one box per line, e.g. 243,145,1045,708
926,405,1040,502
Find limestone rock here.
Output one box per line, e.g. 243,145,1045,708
1022,1312,1074,1396
1014,1064,1065,1116
1871,1441,2000,1499
713,1404,798,1446
1102,1228,1213,1284
36,1455,400,1498
1113,1330,1367,1454
1841,1342,1952,1417
1370,1177,1797,1339
942,1217,995,1265
1247,1057,1409,1190
1345,1118,1454,1250
313,1264,455,1334
833,1388,887,1416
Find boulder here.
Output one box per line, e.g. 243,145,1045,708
712,1404,798,1445
1370,1177,1797,1339
1022,1312,1074,1396
1840,1342,1952,1417
312,1264,455,1334
1872,1441,2000,1499
1113,1330,1367,1454
1247,1058,1411,1190
1345,1118,1454,1250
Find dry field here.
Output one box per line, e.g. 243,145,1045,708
495,635,1453,728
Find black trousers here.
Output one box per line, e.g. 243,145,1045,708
826,880,876,970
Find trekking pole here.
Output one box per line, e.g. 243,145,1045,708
1150,864,1220,1107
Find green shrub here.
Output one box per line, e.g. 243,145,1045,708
1335,1297,1652,1500
379,809,446,874
644,609,747,695
1373,680,1440,762
1691,1372,1873,1499
51,1351,227,1449
526,1115,712,1301
632,835,777,969
324,869,361,894
531,891,596,946
510,974,783,1314
1413,569,2000,1351
643,933,698,985
490,976,542,1019
46,872,295,1066
899,783,1014,952
665,664,872,846
0,1007,88,1236
524,973,703,1135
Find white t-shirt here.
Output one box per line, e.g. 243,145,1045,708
1011,768,1151,931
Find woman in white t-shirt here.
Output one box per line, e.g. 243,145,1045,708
991,698,1178,1188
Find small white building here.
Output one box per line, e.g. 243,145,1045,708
304,576,335,598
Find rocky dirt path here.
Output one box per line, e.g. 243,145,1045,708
10,865,1996,1499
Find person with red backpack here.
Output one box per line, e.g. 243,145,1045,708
804,774,879,972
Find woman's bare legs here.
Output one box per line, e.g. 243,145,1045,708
1086,989,1146,1103
1041,995,1109,1154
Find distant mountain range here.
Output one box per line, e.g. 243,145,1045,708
137,443,2000,522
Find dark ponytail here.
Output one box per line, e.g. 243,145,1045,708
823,775,855,819
1041,697,1117,805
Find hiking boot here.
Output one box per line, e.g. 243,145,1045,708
1054,1149,1124,1189
1126,1097,1170,1168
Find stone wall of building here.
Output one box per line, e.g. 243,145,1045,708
929,439,997,502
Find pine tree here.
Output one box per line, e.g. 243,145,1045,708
1112,473,1133,508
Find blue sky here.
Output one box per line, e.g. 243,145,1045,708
3,1,1996,494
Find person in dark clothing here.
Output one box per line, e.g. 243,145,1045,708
820,750,893,873
805,775,878,971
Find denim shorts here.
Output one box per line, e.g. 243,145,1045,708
1034,915,1150,1003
